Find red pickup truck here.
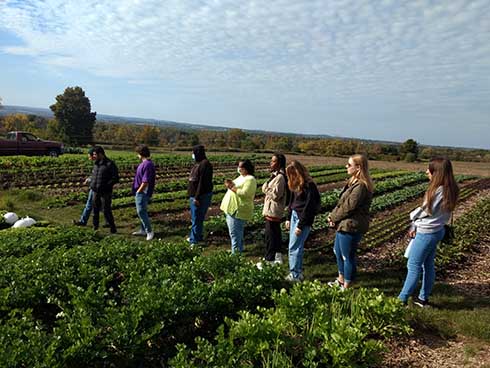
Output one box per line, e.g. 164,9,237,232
0,131,64,156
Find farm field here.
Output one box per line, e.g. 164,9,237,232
1,151,489,367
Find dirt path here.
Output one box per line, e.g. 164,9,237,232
382,230,490,368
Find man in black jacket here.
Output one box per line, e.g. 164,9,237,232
90,146,119,233
187,145,213,245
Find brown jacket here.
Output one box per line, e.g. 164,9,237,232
329,181,372,234
262,171,287,220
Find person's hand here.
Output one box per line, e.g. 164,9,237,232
327,216,335,228
83,178,90,185
285,220,290,230
294,227,302,236
224,179,234,189
193,199,200,206
408,229,416,238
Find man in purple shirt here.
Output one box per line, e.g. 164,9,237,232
132,145,156,240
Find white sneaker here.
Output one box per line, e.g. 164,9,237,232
285,273,304,282
132,229,146,236
257,259,276,270
274,253,283,264
328,279,343,288
146,231,154,241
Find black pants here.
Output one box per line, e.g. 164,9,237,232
93,191,116,232
264,220,282,261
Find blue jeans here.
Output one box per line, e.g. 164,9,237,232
288,210,311,279
189,192,213,243
80,189,94,224
226,214,246,254
135,192,152,233
399,228,445,303
334,231,362,284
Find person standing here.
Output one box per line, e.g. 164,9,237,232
90,146,119,234
131,145,156,241
73,147,97,226
327,154,374,290
220,159,257,254
398,156,459,306
187,145,213,246
261,153,288,265
285,160,320,282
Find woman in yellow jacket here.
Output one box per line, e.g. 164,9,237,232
220,159,257,254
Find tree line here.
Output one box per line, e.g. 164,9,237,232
1,88,489,162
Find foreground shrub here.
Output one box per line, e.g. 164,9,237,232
0,230,284,367
171,281,411,368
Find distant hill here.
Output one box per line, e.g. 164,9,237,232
0,104,335,139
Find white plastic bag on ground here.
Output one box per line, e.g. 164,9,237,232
3,212,19,225
12,216,37,228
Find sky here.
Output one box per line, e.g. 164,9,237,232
0,0,489,149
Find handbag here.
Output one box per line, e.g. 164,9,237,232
441,214,455,245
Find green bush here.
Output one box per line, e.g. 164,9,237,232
0,227,411,367
0,229,284,367
171,281,411,368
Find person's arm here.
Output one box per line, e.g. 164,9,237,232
195,162,211,202
107,161,119,187
297,183,320,230
136,182,149,193
329,184,367,224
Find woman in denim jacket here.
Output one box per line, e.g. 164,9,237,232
399,157,459,307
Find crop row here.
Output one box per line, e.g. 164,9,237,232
436,195,490,268
1,154,271,189
357,183,478,251
0,227,409,367
41,164,345,208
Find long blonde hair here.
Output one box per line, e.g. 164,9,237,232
425,156,459,213
286,160,312,192
348,154,374,193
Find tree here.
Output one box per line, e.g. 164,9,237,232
0,96,3,109
400,139,419,161
50,86,96,145
227,129,247,149
2,114,34,132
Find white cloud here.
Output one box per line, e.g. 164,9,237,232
0,0,489,147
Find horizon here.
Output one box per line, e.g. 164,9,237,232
3,103,486,151
1,1,489,149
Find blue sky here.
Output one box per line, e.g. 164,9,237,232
0,0,489,149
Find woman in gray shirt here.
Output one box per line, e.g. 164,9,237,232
399,157,459,307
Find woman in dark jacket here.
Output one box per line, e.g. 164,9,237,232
328,154,374,289
285,160,320,282
187,145,213,246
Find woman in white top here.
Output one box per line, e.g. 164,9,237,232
399,157,459,307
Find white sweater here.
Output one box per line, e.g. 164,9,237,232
410,187,451,234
